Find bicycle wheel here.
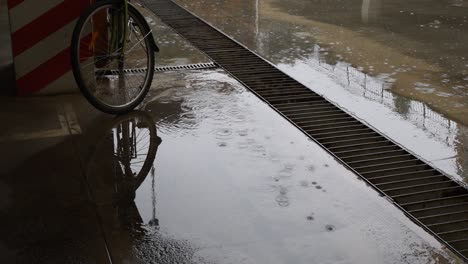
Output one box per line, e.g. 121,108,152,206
71,1,155,114
112,112,160,188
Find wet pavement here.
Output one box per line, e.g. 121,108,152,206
137,69,464,264
1,2,467,264
1,70,464,263
175,0,468,183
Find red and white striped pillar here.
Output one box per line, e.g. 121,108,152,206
7,0,90,95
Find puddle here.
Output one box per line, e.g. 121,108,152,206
91,69,465,263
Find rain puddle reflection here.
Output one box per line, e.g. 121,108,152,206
96,70,465,263
85,111,205,263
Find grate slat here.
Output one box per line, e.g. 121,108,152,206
376,175,449,190
419,211,468,225
410,203,468,218
346,154,415,167
367,169,440,184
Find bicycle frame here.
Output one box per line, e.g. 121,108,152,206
109,0,130,52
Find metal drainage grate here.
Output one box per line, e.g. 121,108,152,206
142,0,468,261
155,62,217,72
95,62,218,76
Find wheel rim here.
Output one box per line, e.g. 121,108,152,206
76,4,152,110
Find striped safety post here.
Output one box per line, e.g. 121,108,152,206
6,0,92,95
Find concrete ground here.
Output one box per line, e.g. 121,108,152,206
0,4,465,264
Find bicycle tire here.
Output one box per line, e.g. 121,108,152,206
71,1,155,115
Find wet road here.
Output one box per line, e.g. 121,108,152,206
174,0,468,183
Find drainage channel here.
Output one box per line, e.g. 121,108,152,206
95,62,218,76
142,0,468,261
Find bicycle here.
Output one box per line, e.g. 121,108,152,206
85,111,162,253
86,111,161,202
71,0,159,114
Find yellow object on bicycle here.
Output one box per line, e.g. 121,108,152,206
88,31,99,51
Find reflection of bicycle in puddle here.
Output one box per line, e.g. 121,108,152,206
87,111,162,231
